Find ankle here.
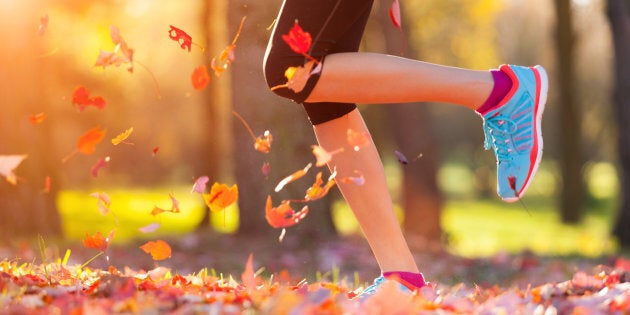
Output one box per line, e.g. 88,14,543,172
476,68,513,115
382,271,427,290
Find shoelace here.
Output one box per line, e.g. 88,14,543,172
483,115,518,162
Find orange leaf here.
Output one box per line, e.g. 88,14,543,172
77,127,107,155
274,163,312,192
347,128,370,151
203,183,238,212
389,0,402,29
140,240,172,261
111,127,134,145
254,130,273,154
191,65,210,90
0,154,27,185
82,230,114,252
29,112,47,125
265,195,309,229
304,171,337,201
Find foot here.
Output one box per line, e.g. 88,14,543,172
480,64,548,202
356,272,427,300
357,275,411,299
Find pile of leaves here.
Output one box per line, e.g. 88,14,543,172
0,254,628,314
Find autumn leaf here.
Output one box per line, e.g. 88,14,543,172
275,163,312,192
0,154,27,185
311,145,344,167
90,156,110,178
203,183,238,212
261,162,271,177
232,111,273,153
139,223,160,234
270,60,321,93
90,191,111,215
151,193,180,216
394,150,409,164
191,65,210,90
241,253,257,291
78,127,107,155
82,230,115,252
140,240,172,261
72,86,106,112
347,129,370,151
265,195,309,229
29,112,47,125
109,26,134,71
210,16,246,77
42,176,51,193
191,176,209,194
152,147,160,157
111,128,134,146
168,25,193,52
339,171,366,186
304,171,337,201
389,0,402,29
282,20,312,55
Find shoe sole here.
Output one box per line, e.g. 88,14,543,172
503,65,548,203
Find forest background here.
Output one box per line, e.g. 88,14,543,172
0,0,629,279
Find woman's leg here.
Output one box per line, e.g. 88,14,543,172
306,52,494,109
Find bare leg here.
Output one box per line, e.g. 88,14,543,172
314,108,419,273
306,52,494,109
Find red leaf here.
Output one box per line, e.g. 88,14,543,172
90,156,110,178
265,195,309,229
389,0,402,29
72,86,106,112
82,230,114,252
281,21,312,55
191,65,210,90
29,112,47,125
168,25,192,52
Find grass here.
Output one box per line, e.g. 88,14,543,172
57,161,621,258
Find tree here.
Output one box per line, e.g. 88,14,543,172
607,0,630,248
375,0,443,246
554,0,584,223
0,2,62,240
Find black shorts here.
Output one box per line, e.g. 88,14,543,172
263,0,374,125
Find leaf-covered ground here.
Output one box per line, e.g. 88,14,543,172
1,233,629,314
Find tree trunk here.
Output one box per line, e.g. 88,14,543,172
554,0,584,223
0,2,62,241
196,0,232,230
228,0,337,239
607,0,630,248
376,0,443,247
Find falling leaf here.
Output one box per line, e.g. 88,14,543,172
191,176,209,194
389,0,402,29
90,191,111,215
111,127,134,145
312,145,344,167
347,129,370,151
282,20,312,55
110,26,134,71
29,112,47,125
270,60,321,93
168,25,193,52
210,16,246,76
191,65,210,90
140,240,172,261
42,176,51,193
82,230,114,252
255,130,273,154
394,150,409,164
304,171,337,201
261,162,271,177
152,147,160,157
0,155,27,185
91,156,110,178
72,86,106,112
151,193,180,216
232,111,272,153
339,171,365,186
241,253,256,291
139,223,161,234
203,183,238,212
94,49,126,68
265,195,309,229
78,127,107,155
275,163,312,192
37,14,48,36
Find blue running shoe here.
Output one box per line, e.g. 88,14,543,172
480,64,548,202
356,275,411,300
